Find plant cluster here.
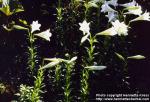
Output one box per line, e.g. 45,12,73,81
0,0,150,102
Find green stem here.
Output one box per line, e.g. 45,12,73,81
31,68,44,102
57,0,62,21
89,34,94,63
64,63,72,102
84,0,89,20
81,68,89,102
81,33,95,102
27,30,37,74
55,65,61,86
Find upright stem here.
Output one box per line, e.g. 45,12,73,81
31,68,44,102
27,30,37,74
64,63,72,102
81,68,89,102
55,65,61,86
89,34,94,63
57,0,62,21
81,34,95,102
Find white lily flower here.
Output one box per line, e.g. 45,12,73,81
79,20,90,35
111,20,128,36
107,0,118,7
96,27,117,36
106,11,118,22
101,1,116,13
124,4,142,15
30,21,41,33
120,0,136,7
131,11,150,22
2,0,9,7
97,20,128,36
34,29,52,41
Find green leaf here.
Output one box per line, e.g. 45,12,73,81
85,66,107,70
13,8,24,14
127,55,146,60
88,2,98,8
93,39,98,43
115,52,126,61
0,5,12,16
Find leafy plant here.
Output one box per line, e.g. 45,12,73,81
41,55,77,102
0,0,150,102
16,68,45,102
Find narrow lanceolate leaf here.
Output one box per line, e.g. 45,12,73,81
41,61,60,69
88,2,98,8
13,8,24,14
127,55,146,60
115,52,126,61
85,66,107,70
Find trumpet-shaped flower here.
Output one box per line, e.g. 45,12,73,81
97,20,128,36
106,11,118,22
96,27,117,36
120,0,136,7
30,21,41,33
34,29,52,41
131,11,150,22
111,20,128,36
124,4,142,15
107,0,118,7
101,1,116,13
79,20,90,35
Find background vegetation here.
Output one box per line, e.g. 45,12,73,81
0,0,150,101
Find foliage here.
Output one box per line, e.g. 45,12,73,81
16,69,44,102
0,0,150,102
